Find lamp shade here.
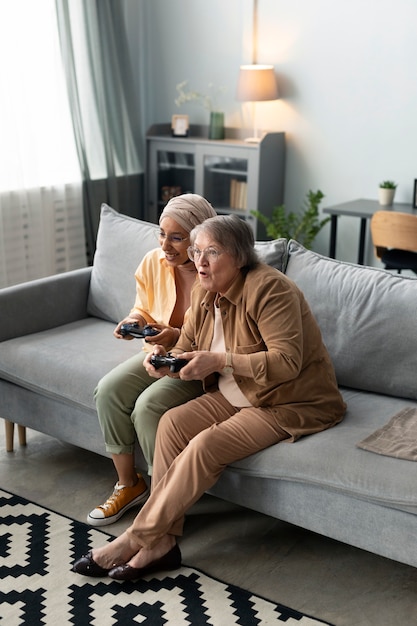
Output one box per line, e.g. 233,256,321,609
236,64,279,102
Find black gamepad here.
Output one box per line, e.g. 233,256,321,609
120,323,160,339
150,353,188,373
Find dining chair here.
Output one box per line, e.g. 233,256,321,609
370,210,417,274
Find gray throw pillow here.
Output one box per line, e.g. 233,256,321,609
87,204,158,323
254,238,288,272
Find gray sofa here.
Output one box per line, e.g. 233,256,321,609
1,204,417,569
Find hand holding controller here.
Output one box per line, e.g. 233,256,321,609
119,323,160,339
150,353,188,373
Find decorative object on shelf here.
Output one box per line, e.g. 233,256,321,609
251,190,329,249
171,114,189,137
175,81,225,140
236,64,279,143
208,111,225,140
161,186,182,203
378,180,397,207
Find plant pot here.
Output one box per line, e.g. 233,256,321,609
378,188,396,207
208,112,224,140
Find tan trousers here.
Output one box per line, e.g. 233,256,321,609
126,390,289,549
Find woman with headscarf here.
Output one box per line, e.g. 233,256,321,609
87,194,217,527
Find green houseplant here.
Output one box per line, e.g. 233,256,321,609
379,180,397,189
378,180,397,207
251,189,329,249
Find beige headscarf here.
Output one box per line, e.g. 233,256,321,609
159,193,217,232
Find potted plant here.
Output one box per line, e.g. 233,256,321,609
378,180,397,207
251,189,329,249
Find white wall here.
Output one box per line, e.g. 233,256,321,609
124,0,417,263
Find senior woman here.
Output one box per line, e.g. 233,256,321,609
74,214,346,578
87,193,216,527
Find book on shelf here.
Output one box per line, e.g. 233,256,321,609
229,179,247,210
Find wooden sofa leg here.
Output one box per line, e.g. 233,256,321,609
18,425,27,446
5,420,15,452
4,421,27,452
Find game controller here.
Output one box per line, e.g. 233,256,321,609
150,353,188,373
119,323,160,339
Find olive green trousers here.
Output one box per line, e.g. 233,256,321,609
94,351,203,475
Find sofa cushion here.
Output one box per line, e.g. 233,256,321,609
254,238,288,271
87,204,159,323
285,240,417,400
0,318,141,411
228,387,417,515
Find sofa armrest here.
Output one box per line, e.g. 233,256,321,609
0,267,92,342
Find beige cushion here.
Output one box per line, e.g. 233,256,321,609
357,407,417,461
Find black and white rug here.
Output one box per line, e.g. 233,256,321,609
0,489,334,625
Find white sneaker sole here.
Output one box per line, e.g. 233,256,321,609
87,486,150,527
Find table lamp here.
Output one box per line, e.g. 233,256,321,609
236,64,279,142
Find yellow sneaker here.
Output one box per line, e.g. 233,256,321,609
87,474,149,526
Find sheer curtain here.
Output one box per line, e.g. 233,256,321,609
55,0,144,261
0,0,86,288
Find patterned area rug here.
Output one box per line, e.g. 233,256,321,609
0,489,334,625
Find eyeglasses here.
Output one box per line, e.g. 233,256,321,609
158,231,189,245
187,246,224,262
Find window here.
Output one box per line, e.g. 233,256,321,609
0,0,80,191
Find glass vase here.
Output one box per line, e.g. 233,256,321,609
208,111,225,140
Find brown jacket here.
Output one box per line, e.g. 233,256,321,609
176,263,346,440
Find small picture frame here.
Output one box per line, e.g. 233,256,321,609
413,179,417,209
171,114,189,137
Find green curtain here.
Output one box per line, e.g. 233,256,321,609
55,0,144,262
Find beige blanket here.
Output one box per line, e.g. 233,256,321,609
357,407,417,461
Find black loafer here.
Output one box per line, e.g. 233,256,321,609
72,551,111,577
108,543,181,581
